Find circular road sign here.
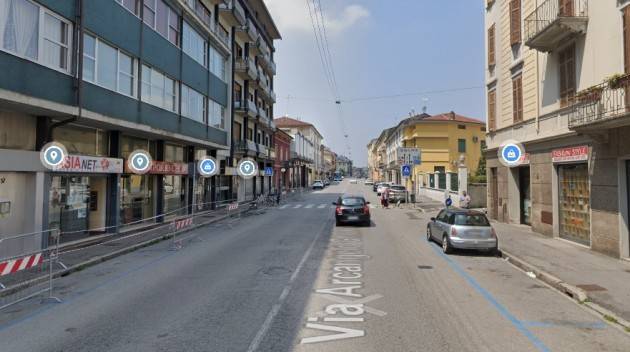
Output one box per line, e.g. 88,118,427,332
281,168,286,173
498,140,525,168
40,142,68,169
237,158,258,179
127,150,153,174
198,157,218,177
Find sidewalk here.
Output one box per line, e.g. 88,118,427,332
493,221,630,326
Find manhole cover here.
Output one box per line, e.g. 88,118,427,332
576,284,607,292
417,265,433,270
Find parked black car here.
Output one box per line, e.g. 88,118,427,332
333,195,371,226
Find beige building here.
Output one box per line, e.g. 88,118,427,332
485,0,630,258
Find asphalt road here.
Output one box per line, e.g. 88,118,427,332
0,180,629,351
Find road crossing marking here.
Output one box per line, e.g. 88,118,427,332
279,204,290,209
294,204,303,209
305,204,314,209
317,204,327,209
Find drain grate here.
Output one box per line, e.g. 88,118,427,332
576,284,607,292
417,265,433,270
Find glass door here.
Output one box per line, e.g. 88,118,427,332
519,167,531,225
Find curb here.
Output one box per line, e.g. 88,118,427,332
501,249,630,332
0,213,232,299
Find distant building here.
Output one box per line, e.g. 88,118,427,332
336,156,353,176
274,116,324,186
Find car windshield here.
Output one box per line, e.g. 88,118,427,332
390,186,406,191
453,214,491,227
341,198,365,206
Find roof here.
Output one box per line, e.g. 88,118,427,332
422,112,484,124
274,128,293,140
248,0,282,40
274,116,323,138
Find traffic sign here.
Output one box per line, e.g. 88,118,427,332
40,142,67,169
401,164,412,177
198,157,218,177
264,166,273,176
127,150,153,174
499,140,525,167
237,158,258,179
445,197,453,207
397,148,421,165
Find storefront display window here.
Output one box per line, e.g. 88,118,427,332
120,174,155,225
559,164,590,245
163,174,186,215
49,176,90,240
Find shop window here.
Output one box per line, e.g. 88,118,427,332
53,125,108,156
164,143,185,162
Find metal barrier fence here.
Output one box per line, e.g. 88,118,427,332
0,194,289,310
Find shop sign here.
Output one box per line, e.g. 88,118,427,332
519,153,530,165
552,146,588,163
53,155,123,173
148,161,188,175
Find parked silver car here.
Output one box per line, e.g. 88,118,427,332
426,208,498,254
387,184,407,202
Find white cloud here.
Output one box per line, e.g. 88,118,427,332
265,0,369,35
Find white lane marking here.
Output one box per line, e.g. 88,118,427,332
246,214,331,352
279,204,290,209
369,204,376,209
305,204,314,209
294,204,303,209
317,204,327,209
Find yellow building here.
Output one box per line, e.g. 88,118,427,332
380,112,485,191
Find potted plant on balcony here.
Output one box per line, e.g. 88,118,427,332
605,73,630,90
575,86,604,104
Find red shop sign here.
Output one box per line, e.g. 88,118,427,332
125,160,188,175
551,146,588,163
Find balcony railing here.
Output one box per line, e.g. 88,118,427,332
235,57,257,80
569,75,630,129
233,140,257,154
214,23,230,48
219,0,246,26
524,0,588,52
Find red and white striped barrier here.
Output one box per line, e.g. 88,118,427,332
228,202,239,211
0,253,43,277
173,217,193,231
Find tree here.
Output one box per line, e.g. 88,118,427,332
470,142,487,183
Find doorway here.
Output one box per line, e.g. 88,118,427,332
490,168,498,220
519,167,531,225
558,163,590,245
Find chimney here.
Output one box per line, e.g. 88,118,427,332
449,111,456,120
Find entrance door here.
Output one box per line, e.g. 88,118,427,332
559,164,590,245
519,167,531,225
49,175,90,238
491,168,498,220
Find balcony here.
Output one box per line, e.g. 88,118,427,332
234,57,258,80
237,18,259,44
234,100,258,118
258,52,275,75
524,0,588,52
233,140,257,155
569,75,630,131
213,22,230,48
219,0,246,26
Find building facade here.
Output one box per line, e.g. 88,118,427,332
336,155,352,176
0,0,241,249
228,0,280,201
274,116,323,187
273,128,291,192
485,0,630,259
321,145,337,179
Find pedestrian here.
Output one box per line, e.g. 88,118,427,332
382,187,390,209
460,191,471,209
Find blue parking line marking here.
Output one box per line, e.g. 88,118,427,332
521,320,607,330
430,244,551,352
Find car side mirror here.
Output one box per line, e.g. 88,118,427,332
430,217,436,222
332,202,337,205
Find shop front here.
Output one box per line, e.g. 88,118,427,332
151,161,189,218
553,146,591,246
48,154,123,241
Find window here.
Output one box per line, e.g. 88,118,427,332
185,0,211,27
141,65,178,112
209,45,226,81
183,21,207,67
181,84,206,123
143,0,179,46
208,99,225,129
234,82,242,103
0,0,72,72
559,44,576,108
512,73,523,122
457,125,466,130
116,0,140,15
509,0,521,45
458,139,466,153
487,24,495,67
488,89,496,131
83,33,137,97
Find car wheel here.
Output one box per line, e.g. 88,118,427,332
442,235,452,254
336,220,341,226
426,226,432,242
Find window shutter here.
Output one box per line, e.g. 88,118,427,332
559,44,576,107
488,24,496,67
512,74,523,123
510,0,521,45
559,0,574,17
488,90,496,131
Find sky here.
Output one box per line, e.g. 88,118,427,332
265,0,486,167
